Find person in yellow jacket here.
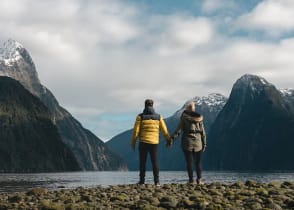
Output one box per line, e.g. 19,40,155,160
131,99,171,186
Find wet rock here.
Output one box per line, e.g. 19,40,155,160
209,189,223,196
231,181,244,188
212,197,223,204
65,204,83,210
224,190,235,198
0,203,9,209
248,202,263,209
266,203,283,210
27,188,48,196
8,195,23,203
268,189,281,195
112,193,129,202
145,197,160,206
256,187,269,197
63,198,75,204
281,181,294,189
152,192,164,199
181,198,194,208
81,195,93,202
285,199,294,208
239,189,255,196
245,180,257,187
160,196,178,208
268,181,281,188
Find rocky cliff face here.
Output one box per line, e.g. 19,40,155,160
0,39,126,170
0,76,80,172
205,74,294,170
280,88,294,113
107,93,227,170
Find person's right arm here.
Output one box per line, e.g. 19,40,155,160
171,118,183,142
131,116,141,150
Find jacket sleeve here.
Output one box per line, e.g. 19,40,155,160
201,121,206,147
131,116,141,146
159,116,170,141
171,118,183,141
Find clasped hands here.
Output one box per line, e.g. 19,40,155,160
166,136,174,148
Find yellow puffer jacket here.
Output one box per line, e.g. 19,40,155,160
131,113,170,145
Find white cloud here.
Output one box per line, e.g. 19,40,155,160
0,0,26,17
1,0,294,140
237,0,294,36
152,16,214,56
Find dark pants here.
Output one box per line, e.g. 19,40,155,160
183,149,202,182
139,142,159,184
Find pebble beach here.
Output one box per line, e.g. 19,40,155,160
0,180,294,209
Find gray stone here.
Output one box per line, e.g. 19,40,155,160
8,195,23,203
266,203,283,210
160,196,178,208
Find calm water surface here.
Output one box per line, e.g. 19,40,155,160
1,171,294,193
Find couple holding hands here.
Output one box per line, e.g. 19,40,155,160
131,99,206,186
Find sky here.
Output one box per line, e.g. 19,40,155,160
1,0,294,141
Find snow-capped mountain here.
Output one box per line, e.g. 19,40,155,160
174,93,227,118
0,39,41,96
205,74,294,170
0,39,24,63
232,74,274,94
280,88,294,97
0,39,126,171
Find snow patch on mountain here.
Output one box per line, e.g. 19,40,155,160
279,88,294,97
174,93,227,118
192,93,227,107
0,39,24,66
233,74,275,94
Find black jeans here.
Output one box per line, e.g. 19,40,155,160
139,142,159,184
183,149,202,182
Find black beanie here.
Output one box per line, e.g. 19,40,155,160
145,99,154,107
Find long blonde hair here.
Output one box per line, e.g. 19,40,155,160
186,101,195,112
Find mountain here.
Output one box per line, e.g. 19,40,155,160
280,88,294,113
0,39,126,171
204,74,294,170
0,76,80,172
107,93,227,170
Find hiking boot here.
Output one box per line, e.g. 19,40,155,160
155,182,161,187
196,179,204,185
137,181,144,185
188,180,195,185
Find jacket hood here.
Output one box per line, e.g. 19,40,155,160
182,110,203,122
143,106,156,115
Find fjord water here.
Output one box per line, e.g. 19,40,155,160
1,171,294,193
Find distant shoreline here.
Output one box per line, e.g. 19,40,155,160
0,181,293,209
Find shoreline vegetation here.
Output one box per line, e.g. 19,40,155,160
0,181,293,209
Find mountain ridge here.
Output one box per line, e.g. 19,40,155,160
0,76,80,172
204,74,294,170
0,39,126,171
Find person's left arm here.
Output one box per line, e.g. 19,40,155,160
159,116,171,142
200,121,206,151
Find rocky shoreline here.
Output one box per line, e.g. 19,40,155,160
0,181,294,209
